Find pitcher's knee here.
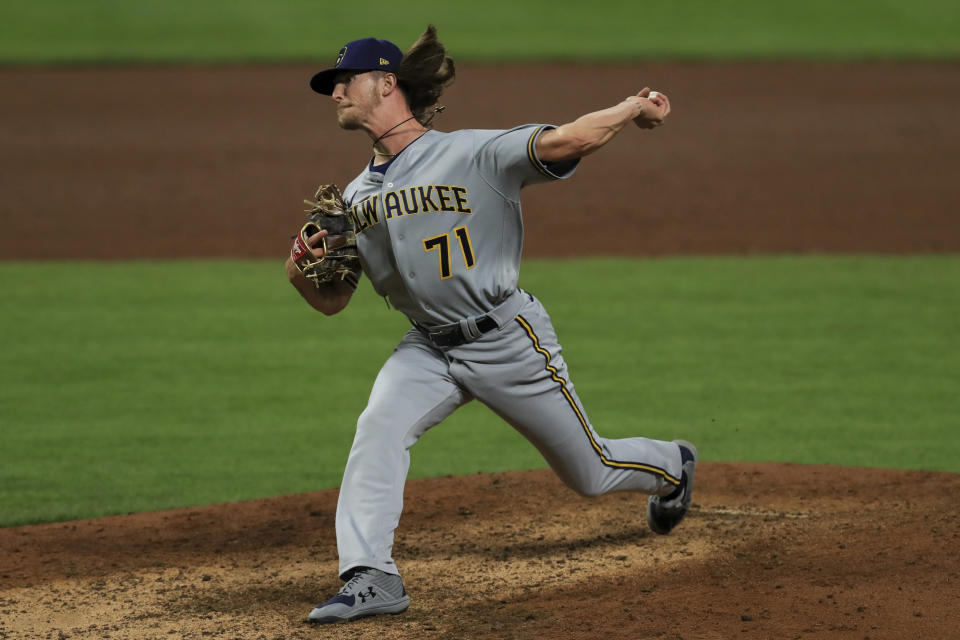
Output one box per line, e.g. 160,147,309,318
557,471,606,498
573,485,604,498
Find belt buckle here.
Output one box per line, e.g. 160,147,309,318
422,315,496,348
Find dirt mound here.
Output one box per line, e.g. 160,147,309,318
2,464,957,639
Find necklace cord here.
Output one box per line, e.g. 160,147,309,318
371,106,447,156
372,115,418,148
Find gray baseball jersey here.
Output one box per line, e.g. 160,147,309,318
343,125,570,325
332,124,686,579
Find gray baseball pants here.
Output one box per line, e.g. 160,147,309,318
334,292,685,578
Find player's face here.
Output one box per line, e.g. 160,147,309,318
331,71,383,130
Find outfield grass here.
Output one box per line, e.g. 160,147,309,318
1,256,957,527
1,0,958,64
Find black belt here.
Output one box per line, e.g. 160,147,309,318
418,315,499,348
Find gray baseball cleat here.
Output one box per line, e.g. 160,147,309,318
306,567,410,624
647,440,698,535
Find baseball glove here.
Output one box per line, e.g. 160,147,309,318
290,184,361,287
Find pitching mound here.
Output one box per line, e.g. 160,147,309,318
2,463,957,639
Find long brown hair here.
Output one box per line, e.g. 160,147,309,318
397,25,455,126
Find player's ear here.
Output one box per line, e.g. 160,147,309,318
380,72,398,96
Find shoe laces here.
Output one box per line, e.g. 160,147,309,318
339,568,371,595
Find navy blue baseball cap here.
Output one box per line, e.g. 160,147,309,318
310,37,403,95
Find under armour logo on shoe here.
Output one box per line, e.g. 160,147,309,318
356,587,377,603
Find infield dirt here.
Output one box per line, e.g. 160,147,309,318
1,62,958,639
2,62,959,259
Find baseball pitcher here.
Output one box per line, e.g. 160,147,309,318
286,26,698,625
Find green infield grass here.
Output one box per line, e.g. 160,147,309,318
1,256,957,527
1,0,958,64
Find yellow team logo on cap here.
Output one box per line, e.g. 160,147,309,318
379,57,389,66
336,46,347,67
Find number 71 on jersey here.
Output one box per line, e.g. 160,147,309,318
423,226,475,279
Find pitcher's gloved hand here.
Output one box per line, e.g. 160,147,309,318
290,184,361,287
